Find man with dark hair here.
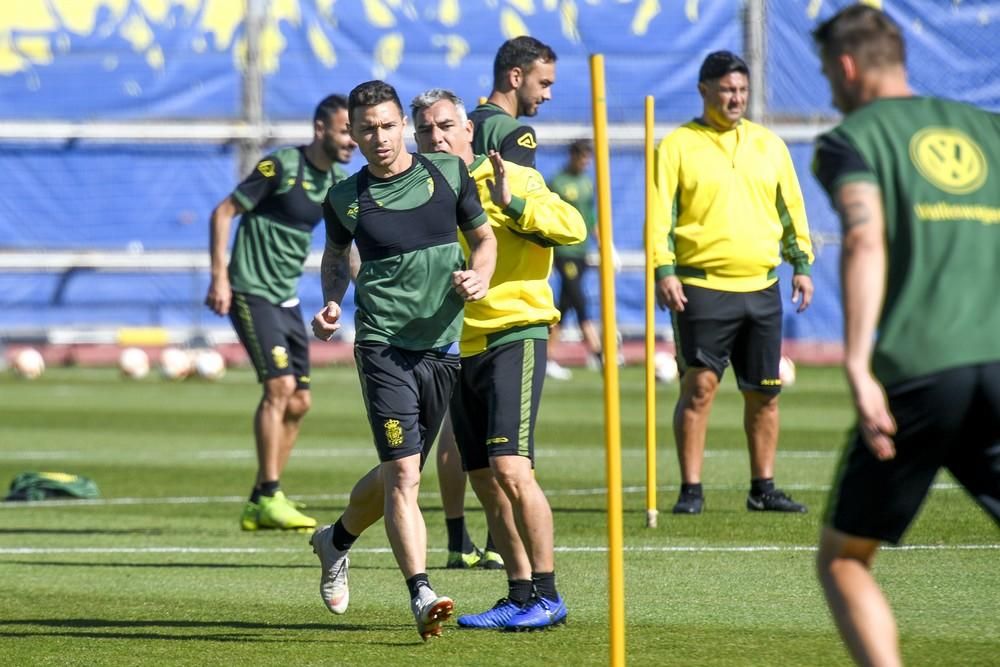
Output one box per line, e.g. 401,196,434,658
469,36,557,169
432,36,559,568
651,50,815,515
411,88,586,631
812,6,1000,665
309,80,497,640
205,93,355,532
548,139,603,374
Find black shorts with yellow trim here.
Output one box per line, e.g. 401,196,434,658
824,362,1000,544
229,291,311,389
672,282,783,393
451,337,547,472
354,341,460,466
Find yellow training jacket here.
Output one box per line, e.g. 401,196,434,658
651,118,813,292
458,154,588,356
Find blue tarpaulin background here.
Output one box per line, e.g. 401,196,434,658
1,1,996,340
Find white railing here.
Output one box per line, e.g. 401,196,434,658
0,120,835,145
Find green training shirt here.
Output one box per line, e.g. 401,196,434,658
324,152,487,350
548,169,596,259
469,102,538,168
228,146,347,304
813,97,1000,385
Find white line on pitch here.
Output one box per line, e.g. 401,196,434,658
2,448,842,461
0,482,963,509
1,544,996,556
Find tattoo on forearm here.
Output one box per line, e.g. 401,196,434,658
320,246,351,304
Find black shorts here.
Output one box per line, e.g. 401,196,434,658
555,256,590,324
451,338,547,472
230,292,310,389
354,341,460,466
825,362,1000,544
672,283,782,393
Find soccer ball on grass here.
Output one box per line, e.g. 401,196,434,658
193,349,226,381
13,348,45,380
119,347,150,380
160,347,193,380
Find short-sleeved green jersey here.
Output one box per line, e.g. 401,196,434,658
548,169,596,259
814,97,1000,385
228,146,347,304
469,102,538,168
324,152,487,350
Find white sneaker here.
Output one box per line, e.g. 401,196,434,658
310,524,350,614
411,587,454,640
545,360,573,381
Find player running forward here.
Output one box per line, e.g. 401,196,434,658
308,80,496,640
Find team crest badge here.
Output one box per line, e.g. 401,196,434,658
346,202,359,219
516,132,537,149
271,345,289,369
525,173,544,193
909,127,988,195
384,419,404,447
257,160,276,177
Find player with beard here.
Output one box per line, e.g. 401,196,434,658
206,94,356,532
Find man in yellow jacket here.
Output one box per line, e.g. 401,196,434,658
411,88,586,630
652,51,815,515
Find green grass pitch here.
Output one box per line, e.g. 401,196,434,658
1,364,997,666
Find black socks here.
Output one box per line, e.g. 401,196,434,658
532,571,558,602
406,573,431,599
445,516,475,553
680,482,703,497
331,518,358,552
250,480,280,503
508,579,533,605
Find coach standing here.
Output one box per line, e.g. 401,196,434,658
651,51,815,515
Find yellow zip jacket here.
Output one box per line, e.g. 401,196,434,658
458,154,588,356
651,118,813,292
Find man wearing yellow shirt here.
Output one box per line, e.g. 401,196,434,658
411,88,587,630
652,51,815,514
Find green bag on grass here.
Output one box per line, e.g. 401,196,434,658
5,471,100,501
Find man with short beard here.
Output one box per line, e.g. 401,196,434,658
205,94,356,533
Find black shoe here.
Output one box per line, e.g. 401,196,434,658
672,489,704,514
746,488,807,513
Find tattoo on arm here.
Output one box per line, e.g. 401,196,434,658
834,182,879,232
838,200,872,230
320,242,352,304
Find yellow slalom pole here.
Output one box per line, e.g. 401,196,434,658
590,53,625,667
644,96,658,529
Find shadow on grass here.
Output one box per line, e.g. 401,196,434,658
0,618,384,632
0,619,428,646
